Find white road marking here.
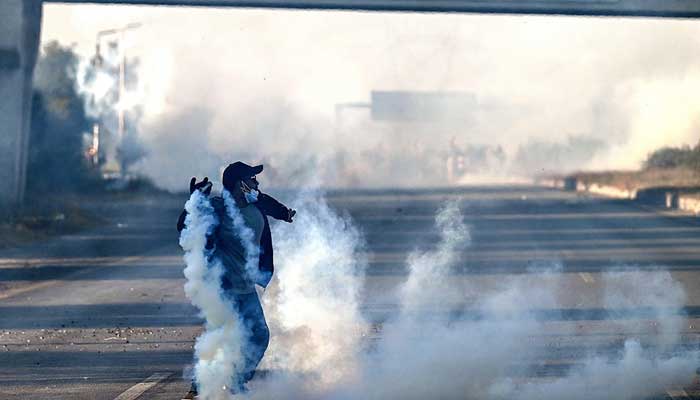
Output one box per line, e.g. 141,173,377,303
667,389,690,399
112,372,172,400
578,272,594,284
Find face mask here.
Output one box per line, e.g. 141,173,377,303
241,181,259,203
244,189,259,203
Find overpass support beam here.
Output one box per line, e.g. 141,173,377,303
0,0,42,214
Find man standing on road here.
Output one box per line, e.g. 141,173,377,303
178,161,296,399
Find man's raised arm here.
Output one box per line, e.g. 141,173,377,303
257,193,296,223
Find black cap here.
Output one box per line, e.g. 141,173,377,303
222,161,263,190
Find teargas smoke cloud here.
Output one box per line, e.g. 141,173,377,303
356,202,699,400
42,5,700,188
256,189,368,395
232,197,700,399
179,190,246,400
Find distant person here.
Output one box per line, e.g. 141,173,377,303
178,162,296,399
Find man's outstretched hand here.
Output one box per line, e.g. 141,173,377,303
189,177,212,196
286,209,297,223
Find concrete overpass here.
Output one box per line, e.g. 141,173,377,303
0,1,41,214
3,0,700,211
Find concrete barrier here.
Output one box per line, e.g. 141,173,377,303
535,175,700,217
533,177,567,189
586,183,636,199
634,186,695,206
678,195,700,215
563,176,577,191
666,192,679,208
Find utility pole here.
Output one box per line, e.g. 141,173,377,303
91,23,141,174
94,23,141,140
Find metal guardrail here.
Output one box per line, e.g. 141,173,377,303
49,0,700,18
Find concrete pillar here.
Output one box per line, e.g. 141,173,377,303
0,0,42,213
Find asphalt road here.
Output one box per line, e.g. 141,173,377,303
1,186,700,399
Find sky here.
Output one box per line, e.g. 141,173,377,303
40,4,700,189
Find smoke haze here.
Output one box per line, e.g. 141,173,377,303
209,191,698,399
41,5,700,188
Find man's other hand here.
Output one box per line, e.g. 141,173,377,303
189,177,212,196
286,209,297,223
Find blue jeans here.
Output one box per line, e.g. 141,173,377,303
191,289,270,394
224,289,270,388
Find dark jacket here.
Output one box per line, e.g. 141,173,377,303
252,193,292,287
177,192,292,288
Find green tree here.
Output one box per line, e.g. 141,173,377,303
27,41,99,194
643,146,694,169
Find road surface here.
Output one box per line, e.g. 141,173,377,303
1,186,699,399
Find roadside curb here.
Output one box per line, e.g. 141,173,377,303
534,176,700,215
533,177,700,229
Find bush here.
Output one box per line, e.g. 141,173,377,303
27,41,101,195
643,145,700,170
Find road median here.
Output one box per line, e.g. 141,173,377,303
535,168,700,215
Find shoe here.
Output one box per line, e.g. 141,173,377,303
182,385,198,400
226,382,247,396
182,391,197,400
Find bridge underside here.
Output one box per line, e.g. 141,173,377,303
50,0,700,18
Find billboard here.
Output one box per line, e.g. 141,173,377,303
371,91,476,122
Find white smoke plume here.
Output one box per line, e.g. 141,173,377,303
513,270,696,400
346,202,540,399
363,204,698,400
254,188,368,395
179,190,246,400
400,201,469,308
516,339,698,400
225,197,700,400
